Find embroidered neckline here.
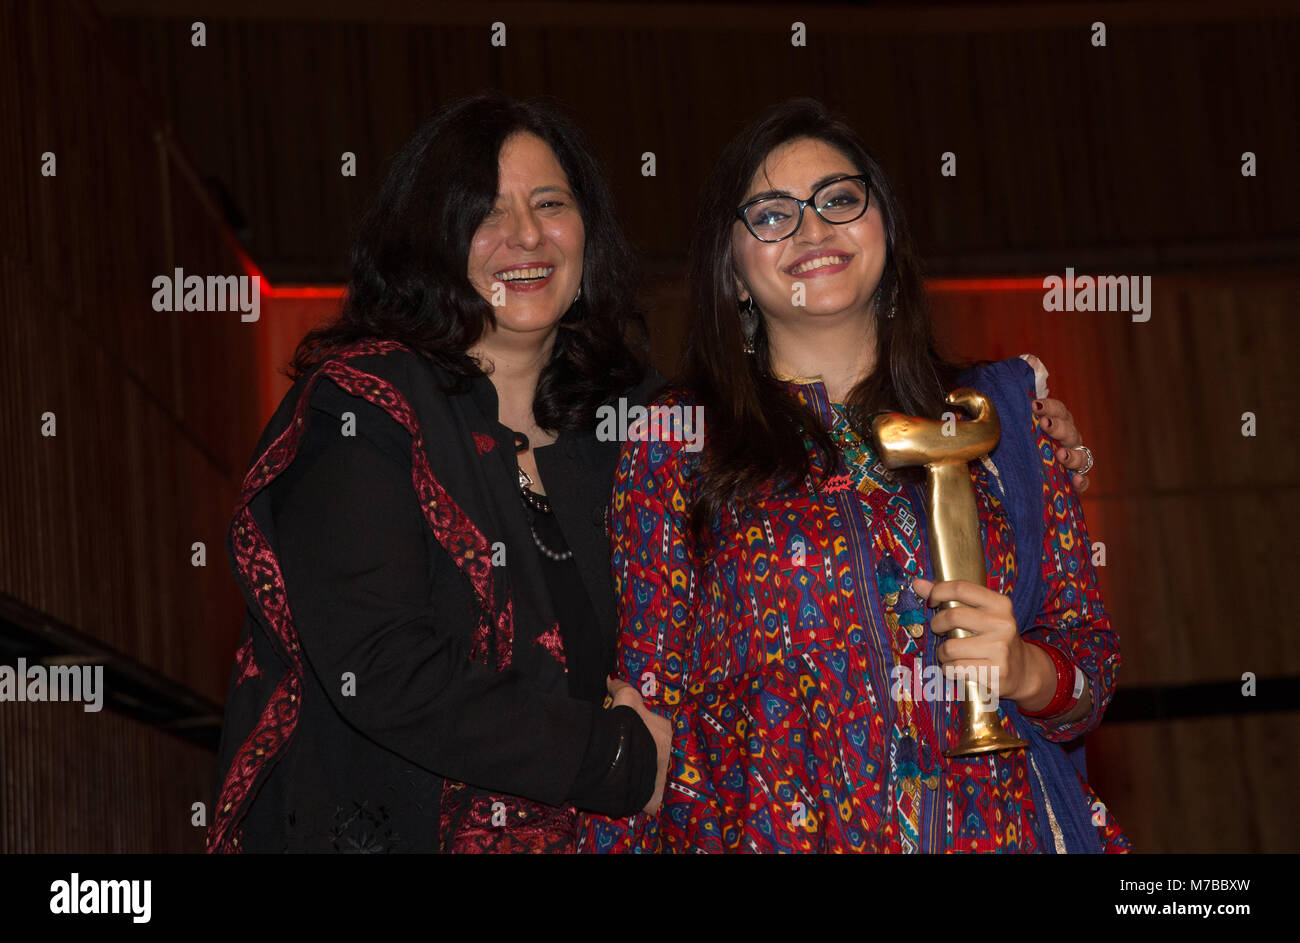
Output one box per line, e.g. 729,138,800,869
773,371,824,385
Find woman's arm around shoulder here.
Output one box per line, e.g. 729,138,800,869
1018,384,1122,742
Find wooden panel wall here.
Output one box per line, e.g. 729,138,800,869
0,0,263,850
0,702,211,852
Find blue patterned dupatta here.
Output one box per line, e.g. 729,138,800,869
955,357,1103,854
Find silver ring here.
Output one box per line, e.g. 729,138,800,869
1071,445,1094,475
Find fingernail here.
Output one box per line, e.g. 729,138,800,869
1043,418,1052,429
1033,400,1043,412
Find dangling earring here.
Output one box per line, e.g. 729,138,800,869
875,283,897,320
739,297,758,354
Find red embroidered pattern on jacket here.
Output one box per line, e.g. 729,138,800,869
210,339,403,852
534,622,566,669
233,635,261,687
439,782,577,853
320,359,513,671
473,432,496,455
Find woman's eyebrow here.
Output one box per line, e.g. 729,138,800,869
493,184,574,199
742,172,855,203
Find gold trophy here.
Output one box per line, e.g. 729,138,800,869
871,389,1028,757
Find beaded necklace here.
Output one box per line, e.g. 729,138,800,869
511,430,573,562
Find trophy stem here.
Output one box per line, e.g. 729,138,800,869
870,394,1031,760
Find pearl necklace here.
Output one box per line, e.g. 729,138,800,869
511,430,573,562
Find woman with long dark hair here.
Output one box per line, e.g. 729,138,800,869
579,98,1126,853
207,94,670,853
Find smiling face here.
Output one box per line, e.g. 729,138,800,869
732,136,887,332
467,131,585,340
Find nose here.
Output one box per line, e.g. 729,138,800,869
792,204,834,243
503,202,543,250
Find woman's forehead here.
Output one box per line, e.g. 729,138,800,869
749,138,857,195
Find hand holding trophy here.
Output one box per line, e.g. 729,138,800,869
871,388,1029,757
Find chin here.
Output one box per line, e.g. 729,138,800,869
800,296,870,318
494,306,566,334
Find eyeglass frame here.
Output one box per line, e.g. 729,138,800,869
735,173,872,243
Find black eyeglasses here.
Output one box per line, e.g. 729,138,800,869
736,174,871,243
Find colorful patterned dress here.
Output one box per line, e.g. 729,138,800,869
577,367,1131,853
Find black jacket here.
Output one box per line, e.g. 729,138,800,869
207,341,664,852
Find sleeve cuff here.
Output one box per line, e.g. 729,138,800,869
1018,353,1051,399
566,705,657,817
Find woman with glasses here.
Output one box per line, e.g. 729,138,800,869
578,98,1126,853
207,94,672,853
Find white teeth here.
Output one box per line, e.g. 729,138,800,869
791,256,849,275
494,266,555,282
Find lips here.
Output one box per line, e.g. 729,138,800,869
786,252,853,277
491,262,557,293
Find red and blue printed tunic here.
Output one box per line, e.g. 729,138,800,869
578,374,1130,853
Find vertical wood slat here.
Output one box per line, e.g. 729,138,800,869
0,701,211,852
1,0,257,851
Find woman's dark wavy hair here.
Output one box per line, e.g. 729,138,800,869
683,97,969,532
291,93,648,433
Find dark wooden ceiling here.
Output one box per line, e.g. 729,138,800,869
97,0,1299,283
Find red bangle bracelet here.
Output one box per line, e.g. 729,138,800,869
1020,638,1076,718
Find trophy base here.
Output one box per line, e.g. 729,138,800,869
942,734,1029,758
